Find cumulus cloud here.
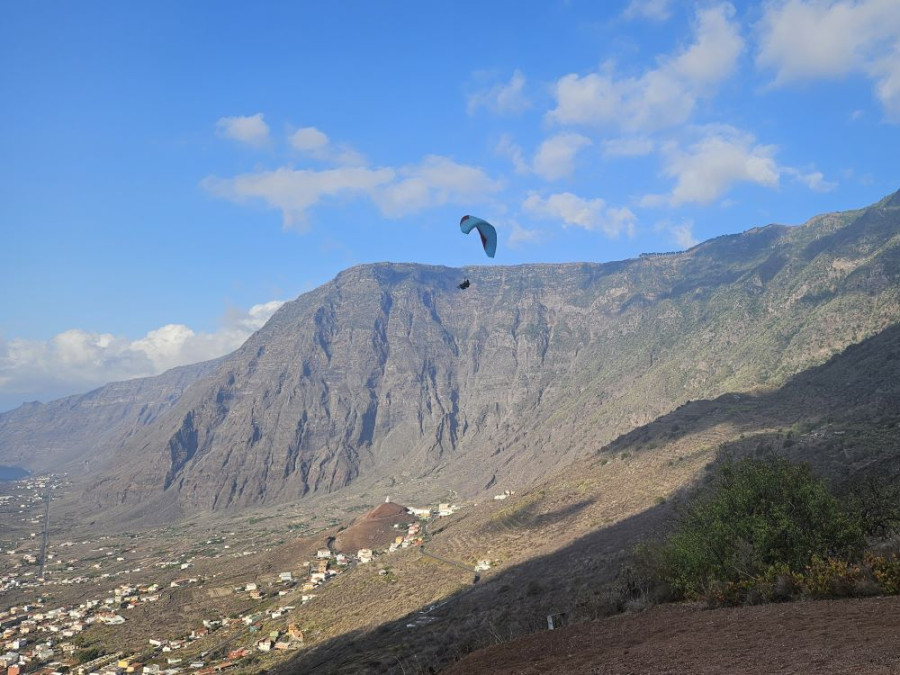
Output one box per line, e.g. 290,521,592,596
643,126,837,205
209,117,503,228
547,3,743,132
655,218,699,248
783,167,838,192
654,126,780,205
208,114,503,227
215,113,271,148
523,192,636,238
289,126,367,166
602,137,655,157
374,155,504,217
467,70,530,115
201,166,395,230
0,302,284,411
290,126,329,153
507,221,543,248
495,133,592,179
756,0,900,119
204,156,501,227
624,0,674,21
532,133,593,180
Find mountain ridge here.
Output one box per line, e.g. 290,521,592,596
3,190,900,529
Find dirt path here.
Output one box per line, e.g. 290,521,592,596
443,596,900,674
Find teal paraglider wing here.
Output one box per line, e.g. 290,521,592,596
459,215,497,258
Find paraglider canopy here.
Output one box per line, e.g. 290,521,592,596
460,215,497,258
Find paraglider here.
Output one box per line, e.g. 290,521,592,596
456,215,496,289
459,215,496,258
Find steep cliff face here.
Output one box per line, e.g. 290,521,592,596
69,192,900,523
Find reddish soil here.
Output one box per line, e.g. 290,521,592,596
333,501,415,553
443,596,900,674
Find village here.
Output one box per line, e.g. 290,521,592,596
0,482,468,675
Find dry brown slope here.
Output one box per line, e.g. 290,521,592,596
333,501,416,553
443,595,900,674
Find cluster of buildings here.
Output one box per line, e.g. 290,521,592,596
0,579,170,673
0,491,468,674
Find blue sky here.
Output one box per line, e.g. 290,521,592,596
2,0,900,411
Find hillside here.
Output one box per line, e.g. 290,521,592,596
57,190,900,527
333,501,417,553
268,318,900,673
444,596,900,674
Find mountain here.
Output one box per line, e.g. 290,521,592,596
0,359,221,475
4,191,900,527
82,190,900,524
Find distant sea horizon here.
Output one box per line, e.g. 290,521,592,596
0,466,29,481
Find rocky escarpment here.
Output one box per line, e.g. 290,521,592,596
69,191,900,525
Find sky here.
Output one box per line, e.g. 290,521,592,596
2,0,900,412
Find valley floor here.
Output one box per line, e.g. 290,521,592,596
443,595,900,674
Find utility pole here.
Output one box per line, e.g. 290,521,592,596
38,488,51,580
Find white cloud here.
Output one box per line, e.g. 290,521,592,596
215,113,271,148
533,133,593,180
201,166,395,230
656,126,780,205
209,114,502,226
547,3,743,132
523,192,636,238
645,126,837,205
0,302,284,410
624,0,674,21
290,126,329,152
507,221,543,248
467,70,530,116
496,134,530,174
289,126,367,166
204,154,501,226
495,132,592,179
670,222,698,248
655,218,699,248
602,137,655,157
783,167,838,192
756,0,900,119
872,43,900,118
374,155,504,217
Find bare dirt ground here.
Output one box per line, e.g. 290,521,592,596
443,595,900,674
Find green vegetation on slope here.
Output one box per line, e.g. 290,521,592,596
648,455,900,606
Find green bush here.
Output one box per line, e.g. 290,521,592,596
76,647,102,664
660,456,865,600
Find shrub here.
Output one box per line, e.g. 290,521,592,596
659,455,865,600
76,647,102,664
868,552,900,594
803,556,866,597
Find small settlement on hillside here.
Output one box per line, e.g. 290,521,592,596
1,494,459,675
